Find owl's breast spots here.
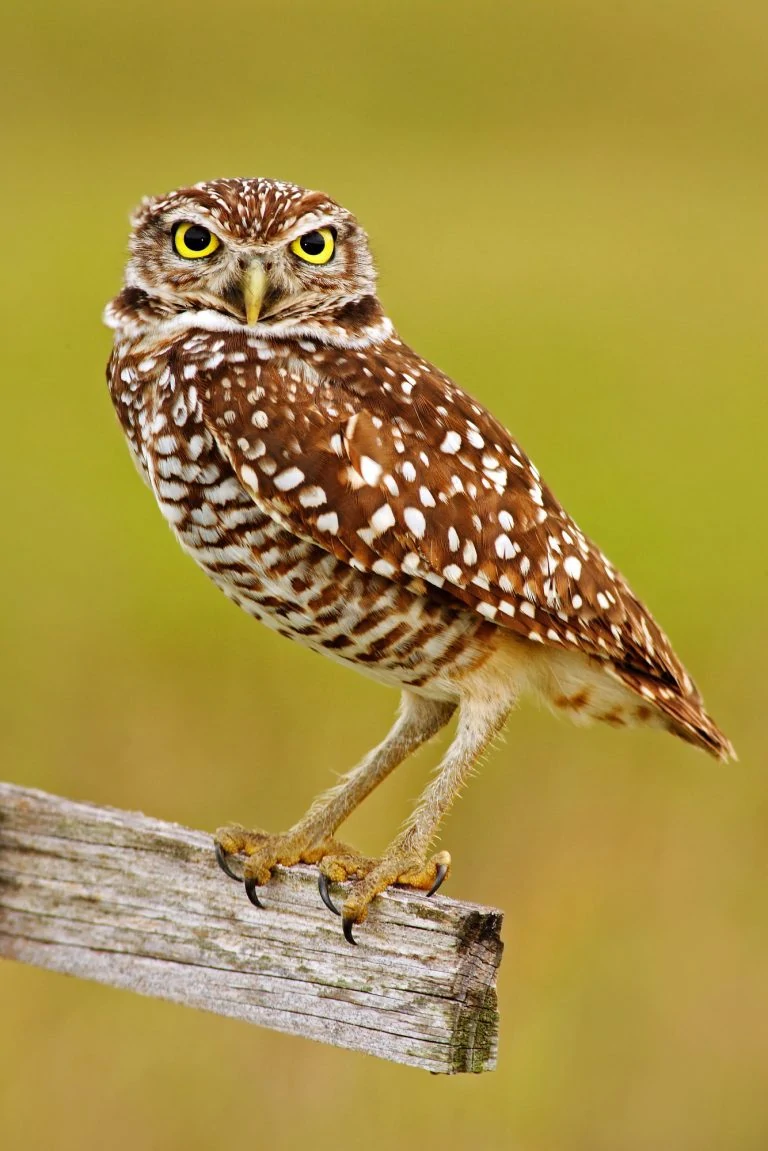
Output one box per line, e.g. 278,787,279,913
114,368,483,695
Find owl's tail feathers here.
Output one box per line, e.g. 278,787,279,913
616,667,736,762
668,705,737,763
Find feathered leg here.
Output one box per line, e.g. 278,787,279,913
319,689,512,942
214,691,456,909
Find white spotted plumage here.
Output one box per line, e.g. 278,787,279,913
106,176,734,786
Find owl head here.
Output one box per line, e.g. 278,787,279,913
119,178,386,343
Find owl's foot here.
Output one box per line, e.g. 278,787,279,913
215,824,449,942
214,823,349,908
318,845,451,944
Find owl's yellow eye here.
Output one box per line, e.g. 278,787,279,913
173,221,220,259
290,227,335,266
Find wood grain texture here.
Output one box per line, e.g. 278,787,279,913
0,783,503,1073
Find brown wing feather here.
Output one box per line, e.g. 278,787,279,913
193,333,732,759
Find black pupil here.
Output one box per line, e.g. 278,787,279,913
300,231,327,256
183,225,211,251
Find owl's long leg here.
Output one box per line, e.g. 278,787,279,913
214,691,455,905
319,690,511,943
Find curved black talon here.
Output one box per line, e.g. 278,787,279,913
342,916,358,946
244,875,264,909
215,843,241,882
318,873,341,915
426,862,449,898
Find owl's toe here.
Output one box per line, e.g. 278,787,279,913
342,915,358,945
318,847,452,943
243,875,265,908
426,855,450,897
214,823,349,907
317,872,341,915
214,842,241,882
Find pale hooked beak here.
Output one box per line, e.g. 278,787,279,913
243,258,267,325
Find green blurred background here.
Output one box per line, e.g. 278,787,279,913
1,0,766,1147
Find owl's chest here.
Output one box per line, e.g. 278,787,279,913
109,348,486,692
121,365,296,592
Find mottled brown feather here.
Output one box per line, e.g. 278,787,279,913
187,333,732,759
105,176,734,763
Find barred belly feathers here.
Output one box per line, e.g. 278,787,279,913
105,178,733,941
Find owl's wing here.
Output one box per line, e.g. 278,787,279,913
199,344,696,703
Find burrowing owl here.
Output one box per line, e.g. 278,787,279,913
106,178,734,942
